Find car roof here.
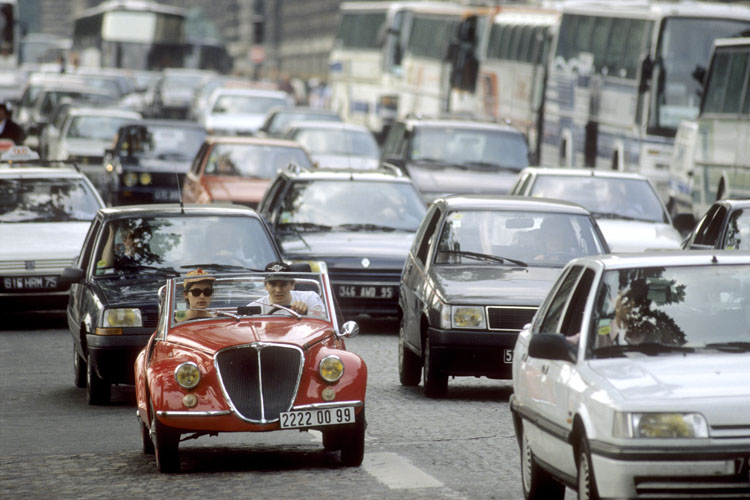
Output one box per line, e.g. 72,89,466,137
572,250,750,270
0,165,86,178
714,198,750,210
519,167,650,181
436,194,592,214
97,203,264,219
117,119,207,130
212,87,288,98
66,106,142,117
280,165,411,182
204,135,305,148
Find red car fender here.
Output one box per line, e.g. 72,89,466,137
295,347,367,407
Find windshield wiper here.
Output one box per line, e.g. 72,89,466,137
437,249,527,267
591,211,652,222
114,264,180,276
336,223,398,232
704,342,750,353
592,342,694,358
278,222,332,232
180,264,262,272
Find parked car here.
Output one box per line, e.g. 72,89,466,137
510,167,685,252
257,106,343,138
0,148,104,311
400,195,609,397
512,251,750,500
61,204,283,405
135,268,367,472
102,119,207,205
284,121,380,169
682,199,750,250
258,165,427,324
380,117,529,203
200,87,293,136
182,136,313,208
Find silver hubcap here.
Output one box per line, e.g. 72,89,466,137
522,430,532,493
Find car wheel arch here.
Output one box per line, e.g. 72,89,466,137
419,314,430,356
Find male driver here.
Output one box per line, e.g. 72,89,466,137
256,261,325,316
0,101,25,145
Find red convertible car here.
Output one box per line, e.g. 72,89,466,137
134,268,367,472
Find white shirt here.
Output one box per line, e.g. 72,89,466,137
253,290,326,317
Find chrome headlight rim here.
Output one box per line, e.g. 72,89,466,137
613,412,709,439
319,354,344,383
102,307,143,328
174,361,201,390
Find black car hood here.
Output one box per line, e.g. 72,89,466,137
121,156,193,174
407,163,519,196
94,276,166,308
432,265,562,305
278,230,415,263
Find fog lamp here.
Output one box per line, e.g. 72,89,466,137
182,393,198,408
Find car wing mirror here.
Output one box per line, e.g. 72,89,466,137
528,333,576,363
339,320,360,339
60,267,85,284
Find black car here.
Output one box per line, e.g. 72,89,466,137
103,120,207,206
258,165,427,325
399,195,609,397
62,204,282,405
380,117,529,204
682,198,750,250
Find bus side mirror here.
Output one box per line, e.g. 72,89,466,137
639,56,654,93
691,65,706,86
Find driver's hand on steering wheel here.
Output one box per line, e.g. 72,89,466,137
290,300,308,315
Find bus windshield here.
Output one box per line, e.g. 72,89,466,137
655,17,750,132
335,11,386,49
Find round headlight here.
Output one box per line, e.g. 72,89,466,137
319,355,344,383
175,362,201,389
123,172,138,187
139,172,152,185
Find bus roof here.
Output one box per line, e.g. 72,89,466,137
492,5,560,26
339,1,474,15
77,0,185,19
714,36,750,50
560,0,750,21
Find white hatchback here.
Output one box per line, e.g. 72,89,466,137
511,251,750,500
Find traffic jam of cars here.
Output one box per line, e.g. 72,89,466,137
5,0,750,497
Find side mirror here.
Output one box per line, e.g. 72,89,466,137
638,56,654,93
528,333,576,363
672,212,696,235
340,320,359,339
60,267,85,284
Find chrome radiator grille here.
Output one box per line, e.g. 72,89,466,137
487,306,537,331
215,343,303,423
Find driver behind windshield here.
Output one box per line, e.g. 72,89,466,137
254,261,325,317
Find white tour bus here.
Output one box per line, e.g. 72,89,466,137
539,1,750,206
670,37,750,219
328,1,478,141
0,0,18,68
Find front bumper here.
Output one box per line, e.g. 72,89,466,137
86,333,152,384
426,327,518,378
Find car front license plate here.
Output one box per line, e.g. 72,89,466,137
338,285,394,299
3,276,58,290
154,189,180,201
279,406,356,429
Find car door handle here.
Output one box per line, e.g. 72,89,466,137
541,365,549,375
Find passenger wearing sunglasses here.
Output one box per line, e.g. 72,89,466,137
179,268,216,321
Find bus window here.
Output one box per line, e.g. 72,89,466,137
574,16,595,60
591,17,612,73
722,51,749,114
703,51,731,114
499,25,513,60
604,18,629,76
486,24,502,60
337,12,385,50
519,26,533,63
623,20,646,79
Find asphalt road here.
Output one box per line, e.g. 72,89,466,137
0,311,575,499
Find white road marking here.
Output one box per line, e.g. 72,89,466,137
362,452,444,489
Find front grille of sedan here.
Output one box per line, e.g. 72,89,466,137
487,306,537,331
214,343,303,423
635,474,750,498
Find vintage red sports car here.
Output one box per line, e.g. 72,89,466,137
134,267,367,472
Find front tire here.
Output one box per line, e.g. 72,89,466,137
140,419,155,455
86,353,111,405
521,422,564,500
73,345,87,389
577,436,600,500
398,322,421,386
151,400,180,473
340,407,366,467
422,337,447,398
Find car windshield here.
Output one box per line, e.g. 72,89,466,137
92,215,278,277
40,90,114,118
434,210,607,267
276,179,426,232
409,126,528,170
0,177,101,222
169,272,331,324
120,126,206,160
723,209,750,250
529,175,667,223
212,95,288,114
293,128,379,158
205,143,312,178
269,111,341,134
67,115,135,141
587,265,750,358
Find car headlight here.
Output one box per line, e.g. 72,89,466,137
613,412,709,438
122,172,138,187
103,308,142,327
174,362,201,389
139,172,152,185
319,355,344,383
452,306,486,329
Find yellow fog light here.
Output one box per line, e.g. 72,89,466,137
103,308,142,327
182,393,198,408
319,355,344,383
175,362,201,389
123,172,138,187
139,172,152,185
321,387,336,401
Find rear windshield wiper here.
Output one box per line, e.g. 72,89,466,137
437,249,527,267
704,342,750,353
592,342,694,358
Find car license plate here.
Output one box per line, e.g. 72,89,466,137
154,189,180,201
3,276,58,290
279,406,356,429
504,348,513,363
338,285,394,299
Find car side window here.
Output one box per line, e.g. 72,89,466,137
693,204,726,246
260,178,288,221
517,173,534,195
77,219,101,272
415,207,442,266
538,265,584,334
382,122,406,160
559,268,595,337
190,144,207,175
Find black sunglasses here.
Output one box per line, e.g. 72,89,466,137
188,287,213,297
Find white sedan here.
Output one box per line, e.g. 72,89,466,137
511,251,750,500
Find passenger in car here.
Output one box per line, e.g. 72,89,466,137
179,268,216,321
255,261,325,317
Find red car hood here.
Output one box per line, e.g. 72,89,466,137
204,175,270,205
168,318,333,354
